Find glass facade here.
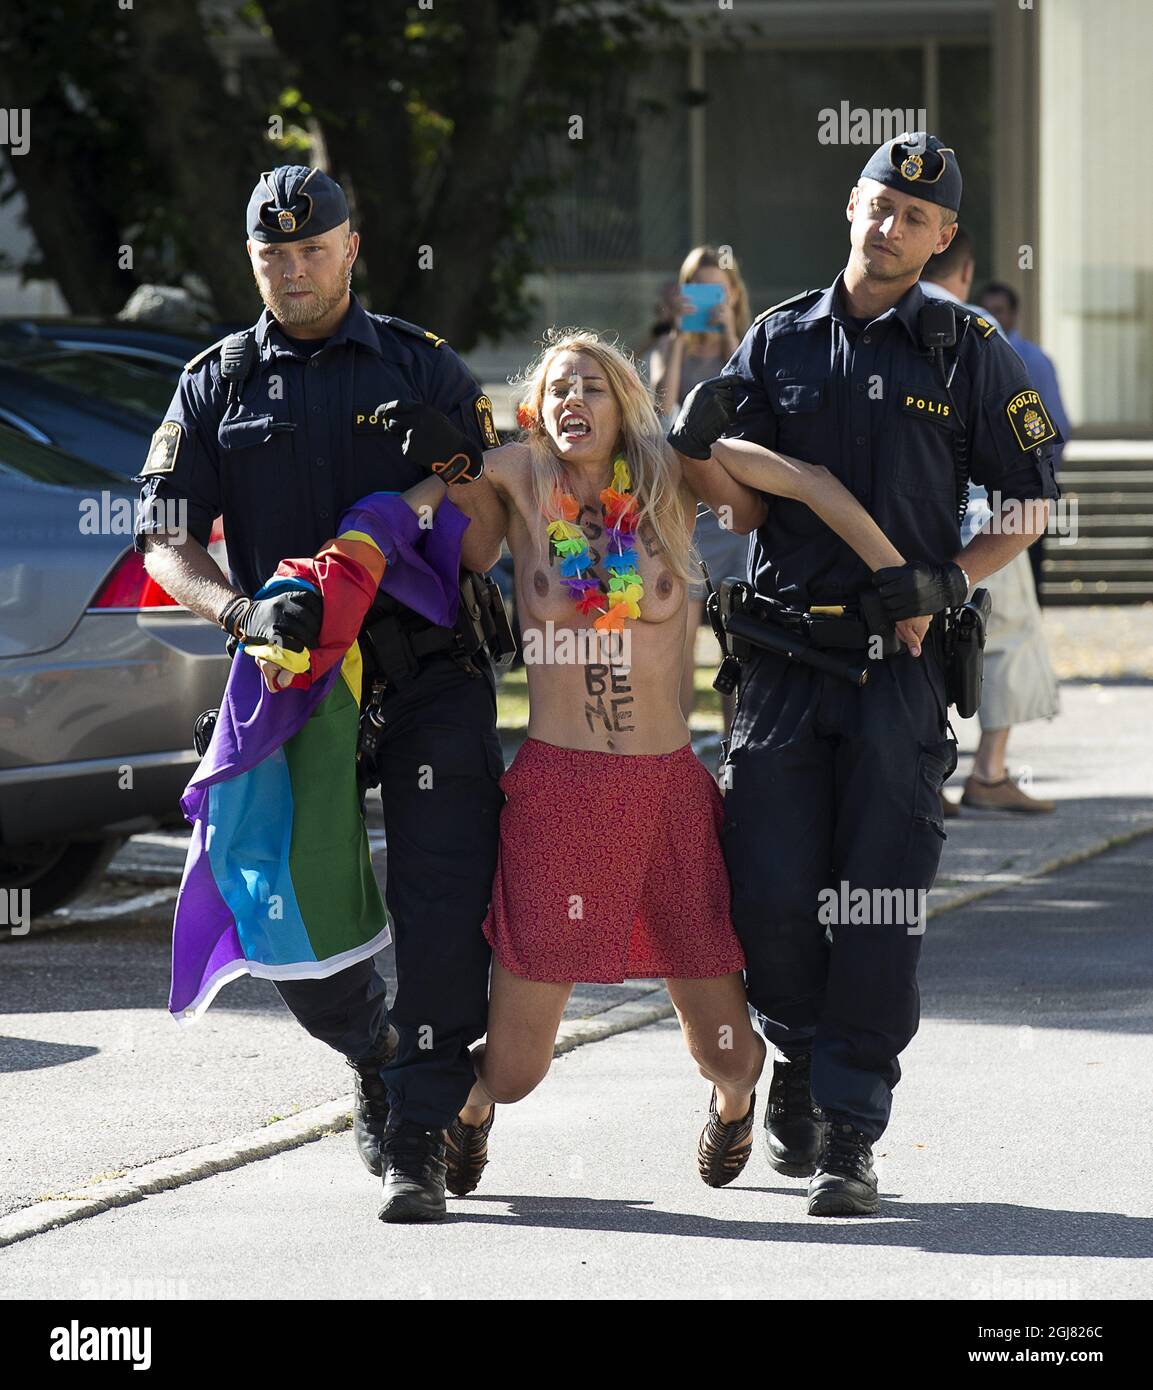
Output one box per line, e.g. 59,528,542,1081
494,23,994,392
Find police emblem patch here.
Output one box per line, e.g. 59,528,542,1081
1006,389,1057,451
277,210,297,233
475,394,499,448
900,153,924,180
142,421,182,475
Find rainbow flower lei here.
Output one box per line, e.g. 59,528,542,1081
546,455,644,632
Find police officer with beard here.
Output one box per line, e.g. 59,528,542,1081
134,166,508,1223
669,135,1060,1215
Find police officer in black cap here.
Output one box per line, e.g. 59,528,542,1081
135,165,509,1223
668,134,1060,1215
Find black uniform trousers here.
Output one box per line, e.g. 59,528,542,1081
721,643,957,1140
274,653,504,1130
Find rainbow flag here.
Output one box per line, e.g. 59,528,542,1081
169,492,468,1022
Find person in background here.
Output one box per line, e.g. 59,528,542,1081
650,246,752,733
921,232,1059,815
978,281,1071,603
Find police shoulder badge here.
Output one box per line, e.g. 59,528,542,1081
973,315,998,340
1005,389,1058,451
474,394,499,448
142,421,182,476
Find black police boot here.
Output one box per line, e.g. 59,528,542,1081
378,1120,448,1224
807,1119,879,1216
345,1026,398,1178
763,1050,824,1177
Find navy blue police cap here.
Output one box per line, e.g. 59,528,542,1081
858,132,962,212
247,165,349,242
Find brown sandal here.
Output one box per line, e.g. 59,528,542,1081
444,1105,496,1196
697,1088,756,1188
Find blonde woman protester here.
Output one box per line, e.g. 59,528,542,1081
384,329,928,1199
649,246,753,727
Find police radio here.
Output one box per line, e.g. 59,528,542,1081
919,300,957,378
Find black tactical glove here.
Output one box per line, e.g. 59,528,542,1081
666,375,749,460
871,561,968,621
218,588,323,652
378,401,484,485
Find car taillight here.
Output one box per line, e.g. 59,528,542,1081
208,515,229,572
90,550,180,609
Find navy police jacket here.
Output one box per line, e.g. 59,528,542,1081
722,274,1061,608
133,294,496,598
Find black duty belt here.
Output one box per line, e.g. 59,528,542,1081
358,611,471,692
356,571,516,696
709,581,902,689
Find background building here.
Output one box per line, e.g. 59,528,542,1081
1,0,1148,598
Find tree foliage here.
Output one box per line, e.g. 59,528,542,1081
0,0,681,347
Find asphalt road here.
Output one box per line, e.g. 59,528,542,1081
2,838,1149,1300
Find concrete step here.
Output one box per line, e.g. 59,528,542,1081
1044,558,1153,577
1059,514,1153,537
1061,498,1153,518
1046,536,1153,557
1060,470,1153,491
1042,581,1153,604
1061,441,1153,466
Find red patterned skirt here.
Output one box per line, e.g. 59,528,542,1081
482,738,745,983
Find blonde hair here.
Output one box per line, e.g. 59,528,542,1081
678,244,751,355
514,328,696,584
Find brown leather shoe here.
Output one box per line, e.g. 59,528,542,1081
940,789,960,819
961,774,1055,814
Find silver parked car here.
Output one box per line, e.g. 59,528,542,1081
0,426,229,915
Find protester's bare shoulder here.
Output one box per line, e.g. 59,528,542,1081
482,440,532,498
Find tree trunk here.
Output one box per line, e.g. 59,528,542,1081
131,6,272,321
261,0,558,349
260,0,419,312
0,39,135,314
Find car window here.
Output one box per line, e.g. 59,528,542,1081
0,424,124,489
10,351,175,419
95,349,183,381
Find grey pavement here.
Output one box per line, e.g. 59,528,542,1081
1,680,1150,1250
0,838,1149,1299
